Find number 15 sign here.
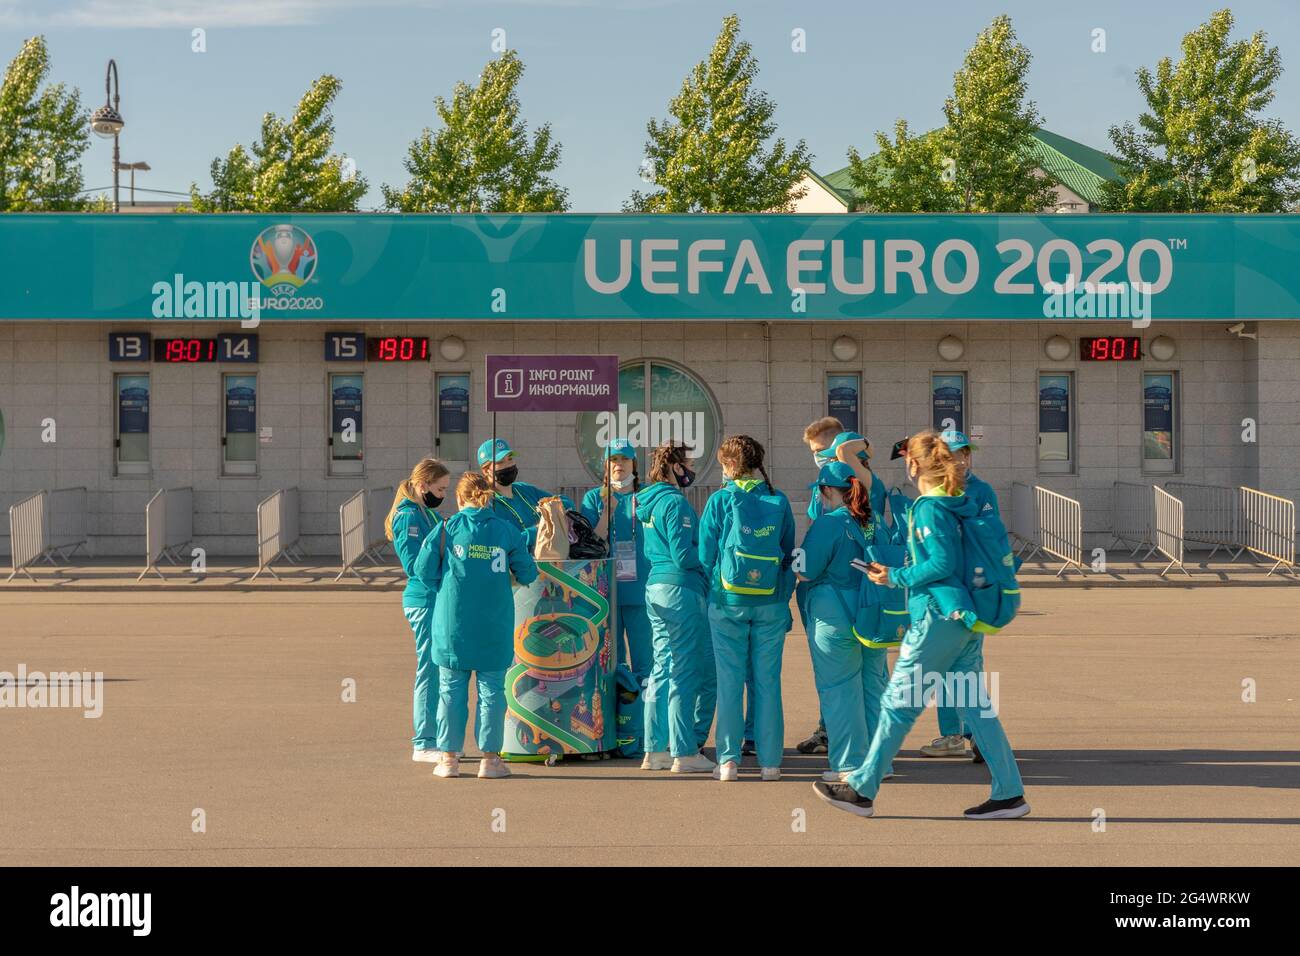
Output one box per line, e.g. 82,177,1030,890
485,355,618,413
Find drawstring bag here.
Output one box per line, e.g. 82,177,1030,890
533,496,571,561
613,665,645,758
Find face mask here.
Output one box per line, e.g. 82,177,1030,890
422,491,443,509
610,475,634,491
813,452,831,468
675,465,696,489
495,465,519,486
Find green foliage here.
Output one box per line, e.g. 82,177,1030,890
189,75,368,212
383,51,567,213
849,15,1055,213
628,14,811,212
0,36,90,211
1102,9,1300,212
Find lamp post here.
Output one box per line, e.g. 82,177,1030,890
89,59,125,212
116,161,150,206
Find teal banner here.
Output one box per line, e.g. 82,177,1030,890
2,213,1298,321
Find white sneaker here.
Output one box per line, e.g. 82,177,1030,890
433,753,460,778
760,767,781,781
713,760,739,781
919,734,968,758
477,754,511,779
670,752,716,774
641,751,672,771
412,748,443,763
822,769,851,782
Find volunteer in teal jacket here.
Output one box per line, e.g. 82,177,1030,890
636,442,715,774
581,439,653,683
798,462,895,782
929,430,1001,755
385,457,451,761
476,438,574,551
814,430,1030,821
809,431,887,524
698,435,795,780
416,472,539,779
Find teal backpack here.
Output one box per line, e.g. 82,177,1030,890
718,484,786,597
883,486,913,546
840,518,910,648
910,498,1022,635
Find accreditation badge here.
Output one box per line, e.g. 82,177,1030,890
615,539,638,581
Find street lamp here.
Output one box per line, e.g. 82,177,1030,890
116,161,150,206
89,59,124,212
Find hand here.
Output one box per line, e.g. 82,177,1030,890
866,563,891,586
834,439,868,465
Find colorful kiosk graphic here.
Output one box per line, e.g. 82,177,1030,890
505,558,616,756
486,354,621,759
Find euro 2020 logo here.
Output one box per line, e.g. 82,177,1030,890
251,224,318,295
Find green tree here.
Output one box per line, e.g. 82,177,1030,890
847,120,957,212
628,14,811,212
0,36,89,211
383,51,567,212
1102,9,1300,212
189,75,367,212
846,16,1054,213
941,15,1056,212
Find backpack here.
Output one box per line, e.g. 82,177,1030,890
718,485,786,597
612,664,644,759
910,497,1021,635
834,518,910,648
883,486,913,546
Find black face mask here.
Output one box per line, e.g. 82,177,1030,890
421,491,443,509
675,465,696,489
495,465,519,487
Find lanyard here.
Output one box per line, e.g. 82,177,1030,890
496,489,536,528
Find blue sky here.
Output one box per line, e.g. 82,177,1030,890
3,0,1298,210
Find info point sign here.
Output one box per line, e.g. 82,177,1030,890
486,355,619,413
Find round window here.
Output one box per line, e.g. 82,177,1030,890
575,359,721,482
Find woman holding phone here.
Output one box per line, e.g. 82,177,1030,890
814,431,1030,820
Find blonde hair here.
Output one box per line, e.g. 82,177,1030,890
385,457,450,541
905,430,966,496
457,472,495,509
802,416,842,448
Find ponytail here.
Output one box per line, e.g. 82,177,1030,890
840,477,873,528
905,430,967,496
385,457,449,540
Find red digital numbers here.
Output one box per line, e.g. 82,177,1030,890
1081,337,1141,361
367,336,430,362
155,338,217,362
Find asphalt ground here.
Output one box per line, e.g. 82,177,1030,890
1,588,1297,866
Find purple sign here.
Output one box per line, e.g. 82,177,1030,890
486,354,619,412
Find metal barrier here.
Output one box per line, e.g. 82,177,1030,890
1010,482,1039,557
1239,487,1297,576
360,487,394,564
336,487,392,581
46,487,88,561
7,492,47,582
138,487,194,581
251,487,304,581
1164,481,1243,559
1152,486,1190,577
1033,486,1085,577
1111,481,1157,557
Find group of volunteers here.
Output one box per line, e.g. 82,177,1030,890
385,420,1030,821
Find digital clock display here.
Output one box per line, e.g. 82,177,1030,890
1080,336,1142,361
154,337,218,363
367,336,430,362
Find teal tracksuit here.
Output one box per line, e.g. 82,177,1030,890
800,506,894,774
415,505,539,754
808,469,886,523
489,480,573,552
937,471,1001,739
581,486,653,682
699,479,796,769
391,498,443,751
845,489,1025,802
636,481,709,757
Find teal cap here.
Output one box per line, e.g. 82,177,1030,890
604,439,637,460
939,430,976,452
816,431,870,464
477,438,513,467
809,461,855,489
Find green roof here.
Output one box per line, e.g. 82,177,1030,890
820,128,1120,209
